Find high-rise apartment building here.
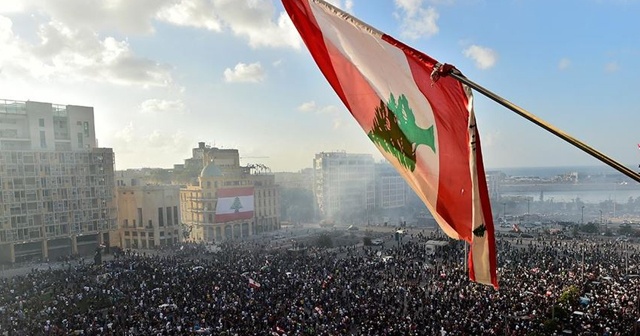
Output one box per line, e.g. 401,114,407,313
180,144,279,242
375,162,408,209
0,99,116,263
312,152,375,221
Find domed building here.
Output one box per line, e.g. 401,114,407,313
180,146,280,242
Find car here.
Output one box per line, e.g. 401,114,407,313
347,225,359,231
371,239,384,245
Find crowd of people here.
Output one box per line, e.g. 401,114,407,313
0,229,638,335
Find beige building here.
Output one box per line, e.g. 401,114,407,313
0,99,116,263
180,146,279,242
116,185,181,249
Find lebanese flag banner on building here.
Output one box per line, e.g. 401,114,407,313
215,187,255,223
282,0,497,288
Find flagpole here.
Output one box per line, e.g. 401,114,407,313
446,70,640,184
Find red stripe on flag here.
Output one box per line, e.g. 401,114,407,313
470,132,498,288
281,0,351,112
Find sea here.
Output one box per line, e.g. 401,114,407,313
488,164,640,204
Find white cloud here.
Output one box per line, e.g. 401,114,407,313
298,101,317,112
394,0,439,39
604,61,619,73
558,57,571,70
111,121,190,156
297,101,344,129
114,122,136,145
156,0,222,31
223,62,265,83
463,45,497,70
32,0,173,35
0,17,172,86
325,0,355,11
395,0,423,15
140,99,186,114
214,0,301,49
0,2,26,13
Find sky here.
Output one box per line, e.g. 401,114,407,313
1,0,639,173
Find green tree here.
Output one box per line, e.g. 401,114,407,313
618,224,637,236
316,234,333,248
558,285,579,304
579,223,599,234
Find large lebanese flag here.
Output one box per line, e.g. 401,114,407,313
215,187,254,223
283,0,497,288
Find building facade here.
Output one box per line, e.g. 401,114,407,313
0,99,116,263
116,185,181,249
180,145,279,243
375,162,408,209
312,152,375,221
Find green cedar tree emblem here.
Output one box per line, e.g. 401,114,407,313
367,93,435,171
230,196,243,213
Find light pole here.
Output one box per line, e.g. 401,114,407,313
527,199,530,215
581,205,585,224
503,203,507,219
599,210,603,226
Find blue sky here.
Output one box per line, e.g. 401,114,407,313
1,0,639,173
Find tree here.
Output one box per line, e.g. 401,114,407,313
316,234,333,248
558,285,579,304
618,224,637,236
579,223,599,234
362,236,372,246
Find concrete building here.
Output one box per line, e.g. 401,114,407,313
375,162,408,209
273,168,314,191
0,99,116,263
116,185,181,249
312,151,375,221
180,145,279,242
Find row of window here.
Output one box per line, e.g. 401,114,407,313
122,206,179,228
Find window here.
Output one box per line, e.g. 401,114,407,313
137,208,143,227
166,207,172,226
123,219,128,228
39,131,46,148
39,118,45,127
158,207,164,226
83,122,90,137
173,206,178,226
77,133,83,148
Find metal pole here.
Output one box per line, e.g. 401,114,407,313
447,71,640,184
581,206,584,225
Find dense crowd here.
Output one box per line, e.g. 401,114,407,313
0,230,638,335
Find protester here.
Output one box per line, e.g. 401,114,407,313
0,233,637,335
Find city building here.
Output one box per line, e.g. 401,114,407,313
116,184,181,249
180,145,279,242
273,168,314,191
0,99,116,263
374,162,407,209
312,151,375,221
